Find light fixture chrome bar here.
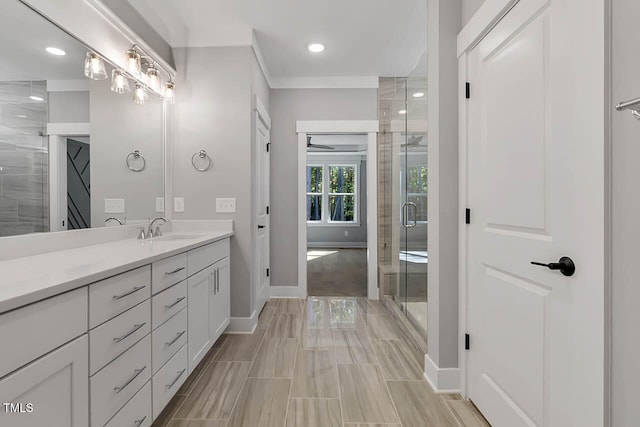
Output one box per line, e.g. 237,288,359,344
615,96,640,111
131,44,176,80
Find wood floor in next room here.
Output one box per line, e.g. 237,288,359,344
307,248,367,297
153,297,489,427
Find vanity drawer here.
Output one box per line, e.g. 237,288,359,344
90,334,151,427
152,344,188,420
152,280,187,329
105,381,151,427
90,300,151,375
152,307,187,373
152,253,188,295
0,287,87,379
89,265,151,329
188,239,229,276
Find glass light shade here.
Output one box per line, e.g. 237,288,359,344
146,66,160,91
133,83,147,105
84,52,108,80
110,69,131,94
164,81,175,103
126,49,141,77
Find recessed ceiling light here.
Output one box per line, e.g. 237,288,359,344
29,95,44,102
46,47,66,56
412,92,425,98
308,43,325,53
398,109,407,115
15,114,27,119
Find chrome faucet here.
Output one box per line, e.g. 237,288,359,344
148,217,169,238
105,217,124,226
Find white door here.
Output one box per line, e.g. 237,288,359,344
255,112,271,313
466,0,605,426
187,267,212,373
0,336,88,427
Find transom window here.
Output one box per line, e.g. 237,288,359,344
306,164,358,224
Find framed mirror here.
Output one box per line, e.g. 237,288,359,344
0,0,165,237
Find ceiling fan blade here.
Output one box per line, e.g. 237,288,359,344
308,143,335,150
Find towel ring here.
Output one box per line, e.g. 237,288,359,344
191,150,212,172
126,150,146,172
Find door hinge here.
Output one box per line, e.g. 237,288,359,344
266,268,270,277
465,333,470,350
465,82,471,99
266,206,270,215
266,142,271,152
465,208,471,224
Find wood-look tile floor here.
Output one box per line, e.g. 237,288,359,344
153,297,490,427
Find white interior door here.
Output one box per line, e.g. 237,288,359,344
466,0,605,425
255,112,271,313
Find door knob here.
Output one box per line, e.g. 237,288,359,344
531,256,575,277
258,225,266,229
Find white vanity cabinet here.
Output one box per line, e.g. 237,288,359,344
0,235,231,426
187,239,231,374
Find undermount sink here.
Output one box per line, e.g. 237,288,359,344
154,234,204,241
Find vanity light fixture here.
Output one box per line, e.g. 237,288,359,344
412,92,425,98
46,47,66,56
84,52,108,80
308,43,325,53
125,48,141,77
133,83,147,105
398,109,407,115
111,69,131,94
164,80,176,104
146,64,160,92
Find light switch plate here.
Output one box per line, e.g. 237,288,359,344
104,198,125,214
155,198,165,213
216,198,236,213
174,197,185,213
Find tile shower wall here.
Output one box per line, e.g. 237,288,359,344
0,81,49,236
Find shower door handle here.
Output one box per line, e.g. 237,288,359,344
401,202,417,228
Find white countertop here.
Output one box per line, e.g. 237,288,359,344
0,231,233,314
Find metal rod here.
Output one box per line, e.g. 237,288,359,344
132,44,176,80
616,96,640,111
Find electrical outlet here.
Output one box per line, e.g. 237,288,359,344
104,198,125,214
155,198,165,213
344,230,349,237
216,198,236,213
174,197,185,213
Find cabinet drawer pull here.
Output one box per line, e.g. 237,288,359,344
114,366,146,393
113,323,147,343
166,368,187,389
165,330,186,347
112,285,145,300
164,296,186,309
165,267,185,276
134,416,147,427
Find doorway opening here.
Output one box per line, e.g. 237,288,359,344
306,134,368,297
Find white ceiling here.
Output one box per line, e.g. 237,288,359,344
127,0,427,78
0,1,87,81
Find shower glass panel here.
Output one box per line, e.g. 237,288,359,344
377,52,428,339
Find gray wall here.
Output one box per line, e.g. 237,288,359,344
427,0,461,370
48,91,89,123
270,88,377,286
90,79,164,226
462,0,485,25
307,158,367,247
172,46,269,318
611,0,640,424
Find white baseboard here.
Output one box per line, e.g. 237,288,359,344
307,242,367,249
270,285,307,298
226,310,258,334
424,354,461,394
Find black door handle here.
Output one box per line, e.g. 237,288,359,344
258,225,266,229
531,256,575,277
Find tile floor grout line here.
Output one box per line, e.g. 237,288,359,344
334,346,346,427
282,300,303,427
440,397,465,427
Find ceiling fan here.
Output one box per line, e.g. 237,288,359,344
307,136,335,150
401,135,425,148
